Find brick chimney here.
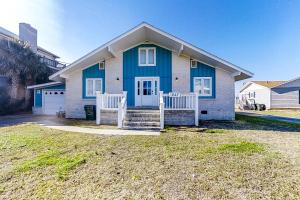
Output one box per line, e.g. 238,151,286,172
19,23,37,53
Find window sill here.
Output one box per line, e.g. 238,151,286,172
138,64,156,67
82,97,96,100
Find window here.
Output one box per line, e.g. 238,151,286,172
99,61,105,70
191,60,197,68
138,47,156,66
86,78,102,97
194,77,212,96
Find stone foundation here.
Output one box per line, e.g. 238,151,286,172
100,110,117,125
164,110,195,126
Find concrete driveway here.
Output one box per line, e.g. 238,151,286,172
0,114,64,127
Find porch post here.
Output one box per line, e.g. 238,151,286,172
194,91,199,126
159,91,164,130
117,101,122,128
96,91,101,125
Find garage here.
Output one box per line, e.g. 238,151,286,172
43,90,65,115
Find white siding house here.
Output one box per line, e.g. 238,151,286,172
240,78,300,110
29,22,253,129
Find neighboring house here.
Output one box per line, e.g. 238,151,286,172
240,78,300,110
28,22,253,129
0,23,67,114
0,23,66,70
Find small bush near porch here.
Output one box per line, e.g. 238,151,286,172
0,117,300,199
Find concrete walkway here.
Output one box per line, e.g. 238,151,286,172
0,114,160,136
43,125,160,136
237,111,300,124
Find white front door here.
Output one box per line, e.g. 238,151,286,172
135,77,159,107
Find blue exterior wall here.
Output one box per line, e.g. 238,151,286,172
190,62,216,99
34,84,65,107
82,63,105,99
123,44,172,106
34,89,43,107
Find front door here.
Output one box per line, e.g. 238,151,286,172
135,77,159,107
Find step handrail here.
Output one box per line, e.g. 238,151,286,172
159,91,164,130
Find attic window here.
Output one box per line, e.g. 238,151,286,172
99,61,105,70
191,60,197,68
138,47,156,66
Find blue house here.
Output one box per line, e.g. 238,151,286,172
28,22,253,129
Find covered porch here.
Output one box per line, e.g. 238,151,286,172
96,91,199,130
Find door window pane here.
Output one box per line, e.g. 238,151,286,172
142,81,151,95
148,81,152,95
143,88,148,95
137,81,140,95
154,80,157,95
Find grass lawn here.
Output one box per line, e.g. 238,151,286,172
248,109,300,119
1,117,300,199
63,119,117,129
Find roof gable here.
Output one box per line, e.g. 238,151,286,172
50,22,253,81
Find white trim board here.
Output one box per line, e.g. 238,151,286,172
27,82,63,89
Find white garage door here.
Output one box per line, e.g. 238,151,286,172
43,90,65,115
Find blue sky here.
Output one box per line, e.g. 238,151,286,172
1,0,300,91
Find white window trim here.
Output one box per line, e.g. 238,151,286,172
193,77,212,97
85,78,102,97
138,47,156,66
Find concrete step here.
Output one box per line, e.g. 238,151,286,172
125,116,160,122
126,112,160,118
124,121,160,127
122,126,160,131
122,109,161,130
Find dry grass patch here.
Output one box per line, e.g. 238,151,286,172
251,110,300,119
62,119,117,129
0,121,300,199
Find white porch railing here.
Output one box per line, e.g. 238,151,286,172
118,92,127,128
162,92,199,126
159,91,164,130
96,92,126,125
